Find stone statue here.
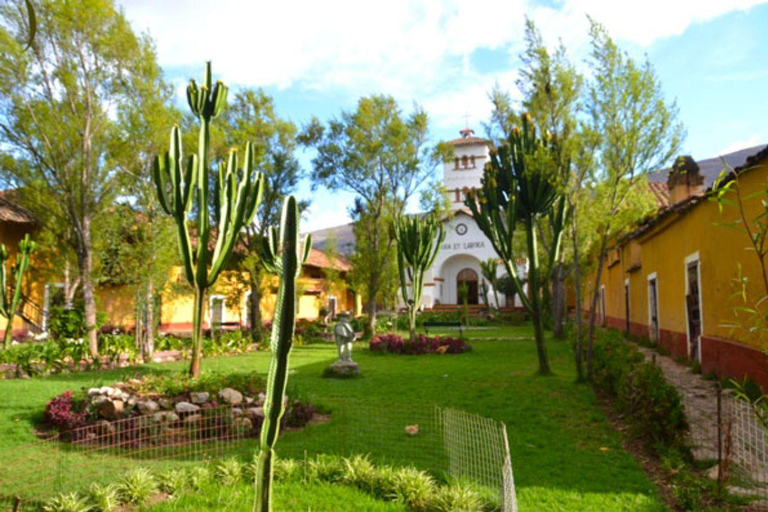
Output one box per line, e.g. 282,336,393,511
333,313,355,362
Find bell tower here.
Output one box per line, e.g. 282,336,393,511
443,128,490,211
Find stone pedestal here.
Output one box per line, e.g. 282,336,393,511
323,359,361,379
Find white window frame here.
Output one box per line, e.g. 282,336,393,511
647,272,659,343
684,251,704,361
208,294,226,329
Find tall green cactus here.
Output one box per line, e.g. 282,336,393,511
0,234,35,349
480,258,500,310
392,214,445,343
254,196,310,512
153,62,264,378
465,113,565,375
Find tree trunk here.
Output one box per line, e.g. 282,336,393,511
586,231,610,380
551,263,566,339
79,216,99,356
189,286,205,378
365,296,377,337
523,217,551,375
3,316,13,348
144,278,154,362
571,212,585,382
134,287,142,352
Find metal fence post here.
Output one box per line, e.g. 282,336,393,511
717,380,723,498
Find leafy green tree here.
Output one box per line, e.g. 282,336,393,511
583,19,684,378
301,95,450,335
0,0,164,355
219,89,305,341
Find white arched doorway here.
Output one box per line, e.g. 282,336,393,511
438,254,482,305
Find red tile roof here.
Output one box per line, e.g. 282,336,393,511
304,247,351,272
648,182,670,208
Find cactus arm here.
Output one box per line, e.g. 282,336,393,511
3,236,34,349
255,196,306,512
152,156,172,215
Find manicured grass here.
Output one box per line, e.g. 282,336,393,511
0,325,665,510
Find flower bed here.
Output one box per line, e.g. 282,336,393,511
41,371,321,445
369,334,470,355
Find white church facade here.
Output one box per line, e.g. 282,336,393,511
419,128,526,308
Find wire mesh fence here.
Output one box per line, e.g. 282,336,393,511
0,401,516,511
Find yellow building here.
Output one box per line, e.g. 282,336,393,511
0,194,357,338
592,145,768,389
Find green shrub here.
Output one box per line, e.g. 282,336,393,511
386,467,436,510
87,482,120,512
429,483,483,512
271,458,303,482
215,457,244,486
42,492,92,512
590,329,689,449
157,469,188,496
116,467,157,505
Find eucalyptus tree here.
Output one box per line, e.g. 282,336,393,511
154,62,264,378
301,95,451,335
466,114,565,375
0,0,166,356
392,214,445,342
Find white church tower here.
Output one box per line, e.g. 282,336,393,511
444,128,489,210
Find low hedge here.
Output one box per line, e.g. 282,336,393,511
590,328,689,450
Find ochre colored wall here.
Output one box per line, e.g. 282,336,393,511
589,158,768,387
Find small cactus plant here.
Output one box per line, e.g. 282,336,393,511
254,196,310,511
391,214,445,343
0,234,35,349
153,62,264,377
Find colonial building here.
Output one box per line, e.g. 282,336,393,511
591,144,768,389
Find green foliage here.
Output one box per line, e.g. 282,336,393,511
87,482,120,512
42,492,92,512
130,370,264,398
215,457,245,487
157,469,188,496
255,196,311,511
116,467,157,505
153,61,264,378
392,214,446,342
0,233,35,348
302,95,451,334
589,329,688,449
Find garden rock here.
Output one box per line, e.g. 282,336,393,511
158,398,174,410
232,408,243,417
97,399,124,421
95,420,115,436
257,393,265,406
233,417,252,432
323,360,361,379
153,411,179,424
174,402,200,414
190,391,209,404
137,400,159,415
245,407,264,421
218,388,243,405
183,414,202,426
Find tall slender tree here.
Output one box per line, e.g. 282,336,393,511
0,0,166,356
301,95,450,335
583,19,684,378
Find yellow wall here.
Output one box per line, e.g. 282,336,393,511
591,157,768,352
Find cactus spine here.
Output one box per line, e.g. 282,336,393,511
153,62,264,378
254,196,310,512
465,113,566,375
0,234,35,349
392,214,445,343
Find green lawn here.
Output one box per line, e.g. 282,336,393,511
0,325,665,511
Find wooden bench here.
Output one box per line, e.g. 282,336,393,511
423,321,463,337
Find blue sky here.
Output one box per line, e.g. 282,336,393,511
118,0,768,232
